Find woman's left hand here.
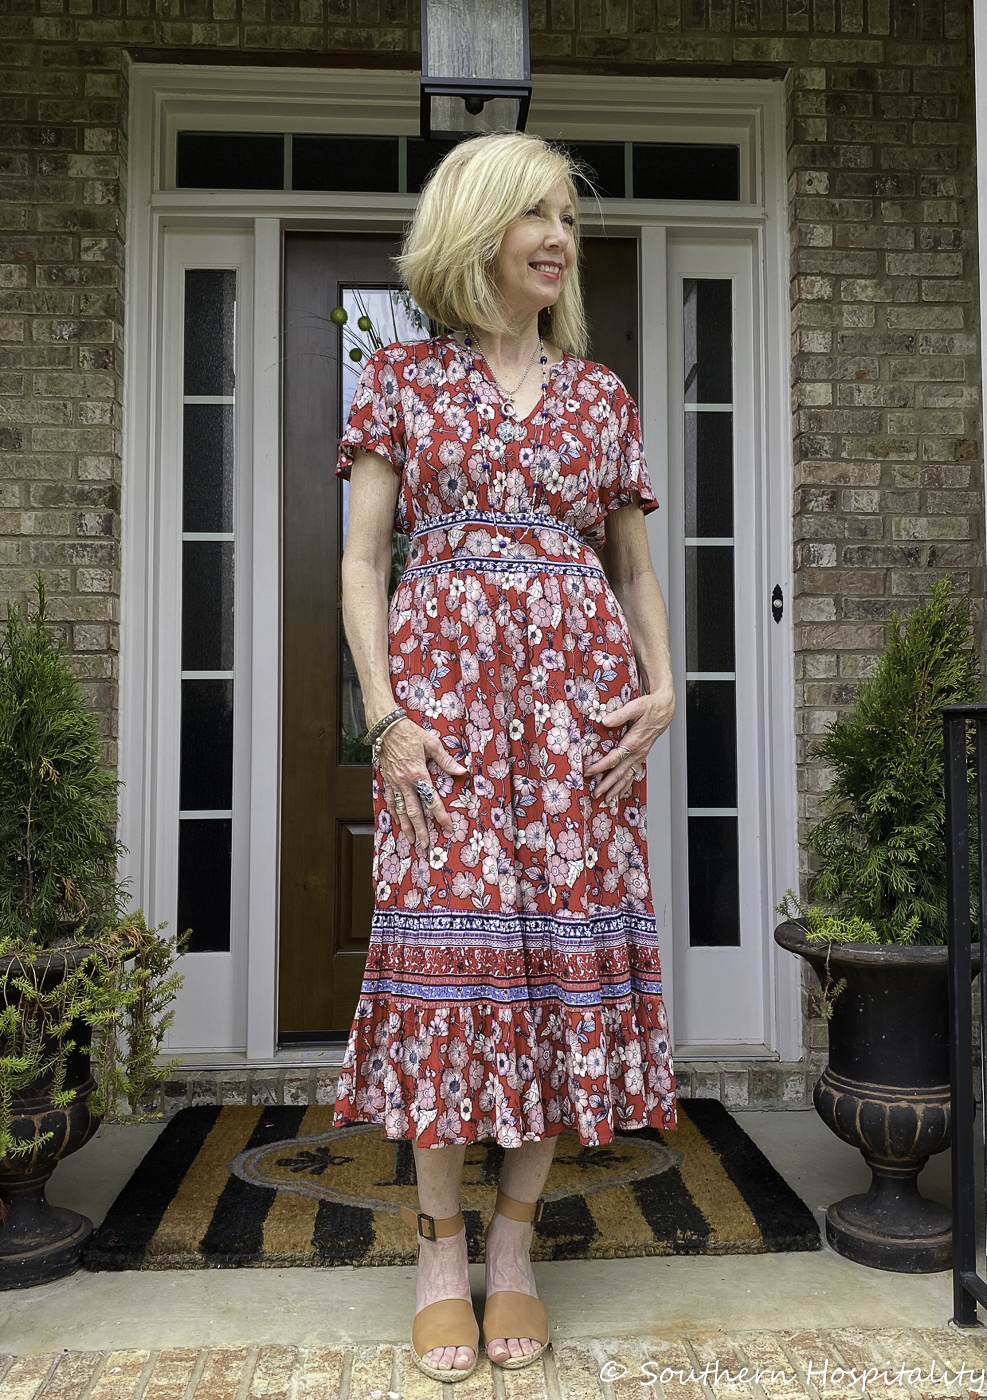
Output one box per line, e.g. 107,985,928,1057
585,682,675,804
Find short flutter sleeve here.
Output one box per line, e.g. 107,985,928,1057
597,377,660,517
336,348,406,480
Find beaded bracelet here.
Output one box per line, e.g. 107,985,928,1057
370,712,408,767
364,706,405,747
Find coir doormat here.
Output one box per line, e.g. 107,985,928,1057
83,1099,819,1270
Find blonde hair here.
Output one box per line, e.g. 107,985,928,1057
397,131,588,357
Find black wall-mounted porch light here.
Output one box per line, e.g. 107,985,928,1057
420,0,532,141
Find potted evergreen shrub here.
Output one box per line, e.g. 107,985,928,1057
775,577,982,1274
0,578,183,1288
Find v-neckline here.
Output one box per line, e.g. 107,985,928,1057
444,334,568,425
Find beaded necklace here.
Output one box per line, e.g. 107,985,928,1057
462,330,552,521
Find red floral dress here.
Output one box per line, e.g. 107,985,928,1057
331,334,677,1148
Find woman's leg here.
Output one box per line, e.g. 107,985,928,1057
485,1136,558,1364
411,1143,474,1372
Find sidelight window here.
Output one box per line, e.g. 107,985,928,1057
177,268,237,953
682,278,739,948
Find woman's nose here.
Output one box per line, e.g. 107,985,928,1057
544,220,570,247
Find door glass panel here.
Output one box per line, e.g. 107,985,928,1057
684,545,735,672
337,287,431,765
182,541,234,671
178,819,233,953
687,816,740,947
183,402,234,532
685,412,733,537
633,144,740,202
683,278,739,947
685,681,737,808
293,136,399,193
177,133,284,191
683,278,732,403
180,679,234,811
183,269,236,396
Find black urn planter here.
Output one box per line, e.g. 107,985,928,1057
774,921,979,1274
0,947,103,1289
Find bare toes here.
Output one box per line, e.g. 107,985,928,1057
424,1344,475,1371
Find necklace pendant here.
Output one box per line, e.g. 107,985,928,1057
502,400,516,418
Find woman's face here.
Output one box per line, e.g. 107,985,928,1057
493,181,576,325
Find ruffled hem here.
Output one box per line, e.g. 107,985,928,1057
330,993,677,1149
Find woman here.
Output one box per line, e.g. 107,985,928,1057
332,131,677,1381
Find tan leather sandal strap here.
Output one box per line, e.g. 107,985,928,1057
399,1203,466,1240
494,1190,545,1224
482,1291,549,1346
413,1299,480,1356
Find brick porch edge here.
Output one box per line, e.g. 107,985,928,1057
4,1329,987,1400
156,1062,839,1119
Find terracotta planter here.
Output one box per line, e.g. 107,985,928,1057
0,947,103,1289
774,921,979,1273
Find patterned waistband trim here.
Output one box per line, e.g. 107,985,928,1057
410,509,588,547
371,907,660,941
402,557,606,581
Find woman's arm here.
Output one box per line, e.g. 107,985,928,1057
585,501,676,801
342,450,466,848
341,449,404,728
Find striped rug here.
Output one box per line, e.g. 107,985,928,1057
83,1100,819,1270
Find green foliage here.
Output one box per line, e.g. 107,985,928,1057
0,578,184,1161
0,577,126,941
776,890,885,945
796,578,982,945
0,916,186,1160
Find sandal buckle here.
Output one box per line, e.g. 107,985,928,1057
533,1199,545,1223
417,1211,437,1241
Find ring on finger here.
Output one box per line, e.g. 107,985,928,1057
415,780,437,808
393,792,407,811
617,745,631,763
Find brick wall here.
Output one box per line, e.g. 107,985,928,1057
0,2,981,1064
1,34,128,752
782,15,982,874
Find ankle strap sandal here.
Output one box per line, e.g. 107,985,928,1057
399,1204,467,1240
492,1189,545,1224
400,1204,479,1384
482,1191,550,1371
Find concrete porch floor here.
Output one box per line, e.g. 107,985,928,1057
1,1107,985,1398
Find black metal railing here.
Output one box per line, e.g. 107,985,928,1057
946,702,987,1326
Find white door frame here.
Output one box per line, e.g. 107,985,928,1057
122,64,799,1063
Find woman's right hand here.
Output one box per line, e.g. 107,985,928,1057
377,718,468,849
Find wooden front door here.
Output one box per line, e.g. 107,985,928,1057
278,232,638,1040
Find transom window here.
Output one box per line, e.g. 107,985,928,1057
176,131,742,201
